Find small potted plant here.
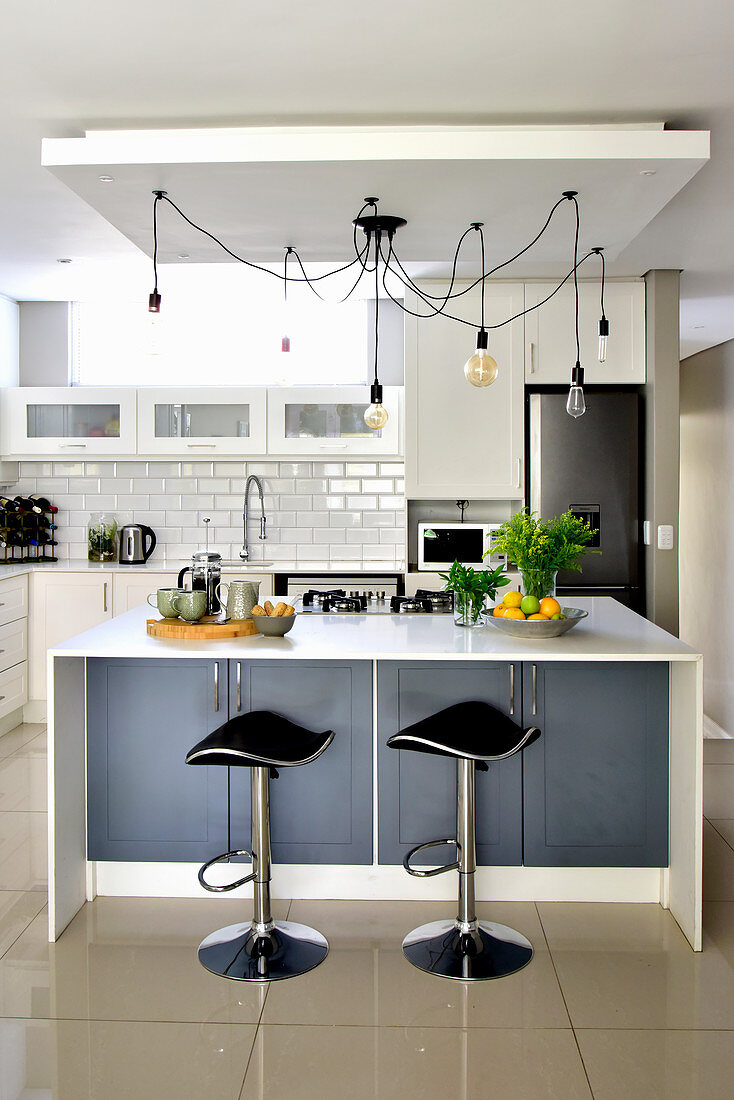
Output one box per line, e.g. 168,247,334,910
489,508,597,602
439,560,509,627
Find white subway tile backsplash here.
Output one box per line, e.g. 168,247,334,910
9,456,404,566
347,495,377,511
346,463,378,476
329,479,361,493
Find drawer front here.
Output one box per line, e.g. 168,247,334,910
0,576,28,627
0,618,27,674
0,660,28,719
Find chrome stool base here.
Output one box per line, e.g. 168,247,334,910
197,919,329,983
402,919,533,981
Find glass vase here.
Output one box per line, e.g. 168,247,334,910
453,590,485,628
87,512,118,562
520,567,558,603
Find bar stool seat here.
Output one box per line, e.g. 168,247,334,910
186,711,334,983
387,700,541,982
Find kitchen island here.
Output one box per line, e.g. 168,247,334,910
47,597,703,949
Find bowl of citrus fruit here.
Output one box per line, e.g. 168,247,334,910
484,591,588,638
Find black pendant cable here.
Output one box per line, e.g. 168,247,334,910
364,226,388,430
148,190,165,312
281,246,293,353
593,246,609,362
146,188,604,428
565,191,586,419
463,222,499,388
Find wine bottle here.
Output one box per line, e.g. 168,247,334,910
0,497,21,513
20,513,51,529
29,495,57,514
13,496,42,514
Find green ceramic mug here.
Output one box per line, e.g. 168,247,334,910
171,590,208,622
147,588,187,618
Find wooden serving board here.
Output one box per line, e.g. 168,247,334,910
146,617,260,639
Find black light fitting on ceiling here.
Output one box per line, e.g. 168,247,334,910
146,188,608,428
592,246,609,363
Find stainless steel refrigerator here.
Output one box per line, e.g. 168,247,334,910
528,392,642,610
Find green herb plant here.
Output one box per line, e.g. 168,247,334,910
439,560,509,625
488,509,597,600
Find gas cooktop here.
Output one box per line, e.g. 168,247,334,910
298,588,453,615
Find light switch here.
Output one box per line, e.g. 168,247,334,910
657,524,675,550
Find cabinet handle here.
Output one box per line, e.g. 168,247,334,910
102,582,108,613
528,341,535,373
515,458,522,489
532,664,538,716
186,443,216,448
509,664,515,716
214,663,220,712
59,443,87,448
318,443,348,450
236,662,241,712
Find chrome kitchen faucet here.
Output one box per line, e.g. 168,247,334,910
240,474,267,560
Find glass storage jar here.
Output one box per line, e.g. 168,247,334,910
87,513,118,562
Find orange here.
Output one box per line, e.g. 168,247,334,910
504,607,526,620
502,590,523,609
527,613,550,621
492,605,506,618
539,597,561,618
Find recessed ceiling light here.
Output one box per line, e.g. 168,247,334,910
692,323,705,329
98,174,115,183
640,169,657,176
177,253,190,260
56,258,72,264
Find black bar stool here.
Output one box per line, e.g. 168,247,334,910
186,710,334,982
387,700,541,981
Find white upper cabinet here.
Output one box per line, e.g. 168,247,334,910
3,387,137,456
524,280,645,384
404,281,525,499
136,387,267,455
267,386,402,456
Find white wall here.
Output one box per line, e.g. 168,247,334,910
0,293,19,388
680,339,734,735
18,301,70,386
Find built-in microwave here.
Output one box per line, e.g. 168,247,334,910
417,522,504,572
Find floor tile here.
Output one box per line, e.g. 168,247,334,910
240,1024,591,1100
0,890,46,958
538,901,734,1029
0,896,289,1023
261,900,569,1028
0,749,47,811
0,810,47,890
576,1028,734,1100
710,818,734,850
704,764,734,819
0,1017,254,1099
704,818,734,900
0,723,45,763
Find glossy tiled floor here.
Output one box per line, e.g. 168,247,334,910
2,726,734,1098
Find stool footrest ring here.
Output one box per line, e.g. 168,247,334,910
403,839,460,878
198,849,257,893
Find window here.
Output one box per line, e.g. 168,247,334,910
71,265,374,387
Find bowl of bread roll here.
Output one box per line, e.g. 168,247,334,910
251,600,297,636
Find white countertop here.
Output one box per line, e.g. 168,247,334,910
49,597,700,663
0,559,406,578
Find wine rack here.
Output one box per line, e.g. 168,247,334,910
0,495,59,564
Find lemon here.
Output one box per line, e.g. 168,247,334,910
502,590,523,609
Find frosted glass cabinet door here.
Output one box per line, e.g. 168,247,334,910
136,387,267,455
267,386,402,455
4,387,137,455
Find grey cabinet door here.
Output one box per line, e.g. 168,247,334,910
523,661,670,867
229,660,373,865
377,661,522,866
87,658,228,861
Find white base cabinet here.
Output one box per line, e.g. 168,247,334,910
0,574,28,725
524,280,645,384
404,282,525,499
29,573,112,702
112,571,180,615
